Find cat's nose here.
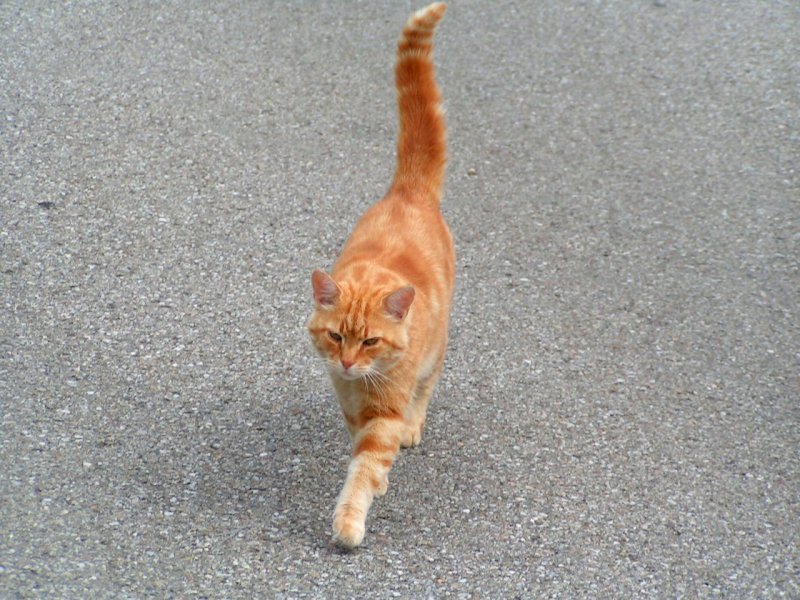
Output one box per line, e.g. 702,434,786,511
341,358,355,370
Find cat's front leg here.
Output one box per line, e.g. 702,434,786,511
332,417,402,548
400,354,445,448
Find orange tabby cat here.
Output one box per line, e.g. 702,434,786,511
307,2,454,548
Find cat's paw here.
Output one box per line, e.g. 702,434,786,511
333,508,366,548
375,473,389,497
400,421,424,448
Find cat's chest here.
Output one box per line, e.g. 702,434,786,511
331,378,366,415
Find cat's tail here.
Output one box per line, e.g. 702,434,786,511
391,2,447,203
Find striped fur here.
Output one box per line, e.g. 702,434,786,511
307,3,452,548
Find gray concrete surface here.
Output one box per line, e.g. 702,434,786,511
2,1,798,597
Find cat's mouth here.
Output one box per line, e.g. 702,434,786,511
339,371,363,381
330,364,366,381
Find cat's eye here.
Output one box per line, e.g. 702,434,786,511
328,331,343,343
362,337,380,347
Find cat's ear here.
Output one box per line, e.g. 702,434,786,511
383,285,415,320
311,269,340,308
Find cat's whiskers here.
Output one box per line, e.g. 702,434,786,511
318,356,339,373
365,367,397,401
369,367,392,387
362,370,386,400
372,367,397,397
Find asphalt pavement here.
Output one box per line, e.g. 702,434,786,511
2,1,798,598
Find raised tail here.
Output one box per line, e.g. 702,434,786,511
391,2,447,202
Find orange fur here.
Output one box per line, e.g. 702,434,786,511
307,2,453,548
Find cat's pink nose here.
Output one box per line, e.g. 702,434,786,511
341,359,355,370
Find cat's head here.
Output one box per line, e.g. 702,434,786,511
307,269,415,381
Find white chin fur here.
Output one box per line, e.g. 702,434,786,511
331,366,365,381
339,371,362,381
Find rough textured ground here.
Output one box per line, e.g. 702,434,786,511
2,1,798,598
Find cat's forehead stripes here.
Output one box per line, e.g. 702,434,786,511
336,285,391,338
337,289,368,337
340,296,368,336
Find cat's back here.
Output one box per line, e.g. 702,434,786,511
334,191,454,300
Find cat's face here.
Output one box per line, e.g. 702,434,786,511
308,270,414,381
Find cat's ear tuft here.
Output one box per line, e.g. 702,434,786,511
311,269,340,308
383,285,415,320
